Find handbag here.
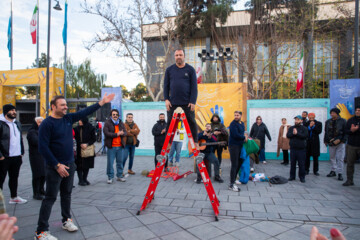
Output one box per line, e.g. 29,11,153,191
135,138,140,147
80,128,95,158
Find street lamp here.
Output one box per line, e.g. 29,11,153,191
198,47,233,62
46,0,62,117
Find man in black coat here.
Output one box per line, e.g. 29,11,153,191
152,113,168,168
287,115,308,183
304,113,322,176
250,116,271,164
343,106,360,186
27,117,45,200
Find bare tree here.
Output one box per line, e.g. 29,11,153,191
82,0,177,101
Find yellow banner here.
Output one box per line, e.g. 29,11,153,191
192,83,247,159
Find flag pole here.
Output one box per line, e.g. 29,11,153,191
36,0,39,68
63,0,68,99
10,0,13,70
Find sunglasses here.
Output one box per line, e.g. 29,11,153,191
112,114,119,116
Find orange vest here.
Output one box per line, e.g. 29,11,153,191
112,125,122,147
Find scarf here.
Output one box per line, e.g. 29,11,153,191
111,118,119,125
282,124,288,138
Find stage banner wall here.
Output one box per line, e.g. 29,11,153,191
330,79,360,120
247,99,330,160
101,87,122,113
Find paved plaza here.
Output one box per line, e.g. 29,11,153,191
2,141,360,240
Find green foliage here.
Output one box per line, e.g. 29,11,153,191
120,85,130,98
129,83,152,102
31,53,48,68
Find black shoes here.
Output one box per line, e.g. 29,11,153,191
78,181,87,186
314,172,320,176
305,170,309,175
85,180,90,185
33,194,44,200
300,179,306,183
338,174,343,181
288,178,295,181
196,179,202,184
343,180,354,186
214,176,224,183
327,171,336,177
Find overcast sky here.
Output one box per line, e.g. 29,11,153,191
0,0,246,91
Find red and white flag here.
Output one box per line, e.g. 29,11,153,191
30,3,38,44
296,50,304,92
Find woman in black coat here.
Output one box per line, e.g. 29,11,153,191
27,118,45,200
74,117,96,186
250,116,272,164
304,113,322,175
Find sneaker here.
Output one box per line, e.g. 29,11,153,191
175,162,180,167
34,231,58,240
128,170,135,175
9,196,27,204
228,184,240,192
116,177,126,182
194,179,203,183
338,174,343,181
235,180,242,185
169,162,173,167
107,178,113,184
62,218,78,232
250,168,254,172
263,161,267,164
327,171,336,177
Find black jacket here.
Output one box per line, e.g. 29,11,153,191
152,120,167,146
0,118,24,158
345,116,360,147
74,120,96,169
304,120,322,157
250,122,271,149
210,114,229,146
103,118,127,149
324,117,347,145
287,124,308,150
198,131,217,154
27,121,45,177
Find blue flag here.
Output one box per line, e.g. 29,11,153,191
7,16,11,57
62,0,68,45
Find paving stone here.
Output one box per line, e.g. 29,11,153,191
119,226,156,240
241,203,266,212
279,192,303,199
229,226,270,240
102,209,133,221
161,213,184,219
238,191,260,197
307,215,340,223
265,205,292,214
252,221,288,236
341,226,360,240
160,230,198,240
322,194,351,202
227,211,253,218
170,199,194,208
148,220,183,237
210,218,246,232
76,213,107,227
272,198,298,206
250,197,274,205
340,208,360,218
72,206,101,216
343,201,360,210
110,216,144,231
81,222,115,239
166,193,187,199
228,196,250,203
193,200,212,209
187,223,226,240
210,233,238,240
186,194,207,201
154,206,179,213
320,200,350,209
337,217,360,225
314,207,348,217
276,229,308,240
301,193,327,200
289,206,319,215
279,213,309,221
136,212,168,225
219,202,240,211
201,208,226,216
87,232,122,240
48,230,85,240
253,212,280,220
171,215,206,229
259,192,281,198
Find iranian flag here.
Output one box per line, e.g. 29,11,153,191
30,3,38,44
296,50,304,92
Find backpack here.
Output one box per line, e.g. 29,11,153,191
269,175,288,184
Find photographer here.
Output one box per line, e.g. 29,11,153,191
195,123,223,184
324,108,347,181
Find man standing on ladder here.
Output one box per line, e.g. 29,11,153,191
164,48,198,145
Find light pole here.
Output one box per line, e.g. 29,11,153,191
45,0,62,117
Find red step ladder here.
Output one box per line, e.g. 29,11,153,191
137,107,220,221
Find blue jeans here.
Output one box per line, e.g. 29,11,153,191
107,147,124,179
123,145,135,170
168,141,183,163
259,148,266,162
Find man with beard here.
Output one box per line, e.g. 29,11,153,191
210,114,228,169
324,108,347,181
35,94,114,240
152,113,168,169
228,111,247,192
287,115,308,183
0,104,27,204
343,106,360,186
123,113,140,174
164,49,198,145
304,113,322,176
302,111,308,125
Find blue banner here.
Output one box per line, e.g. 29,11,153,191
62,0,68,45
330,79,360,120
7,17,11,57
101,87,123,116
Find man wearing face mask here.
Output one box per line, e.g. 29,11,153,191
0,104,27,204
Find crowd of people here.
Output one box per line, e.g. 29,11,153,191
0,48,358,240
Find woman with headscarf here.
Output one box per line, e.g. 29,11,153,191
74,117,96,186
27,117,45,200
277,118,291,166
